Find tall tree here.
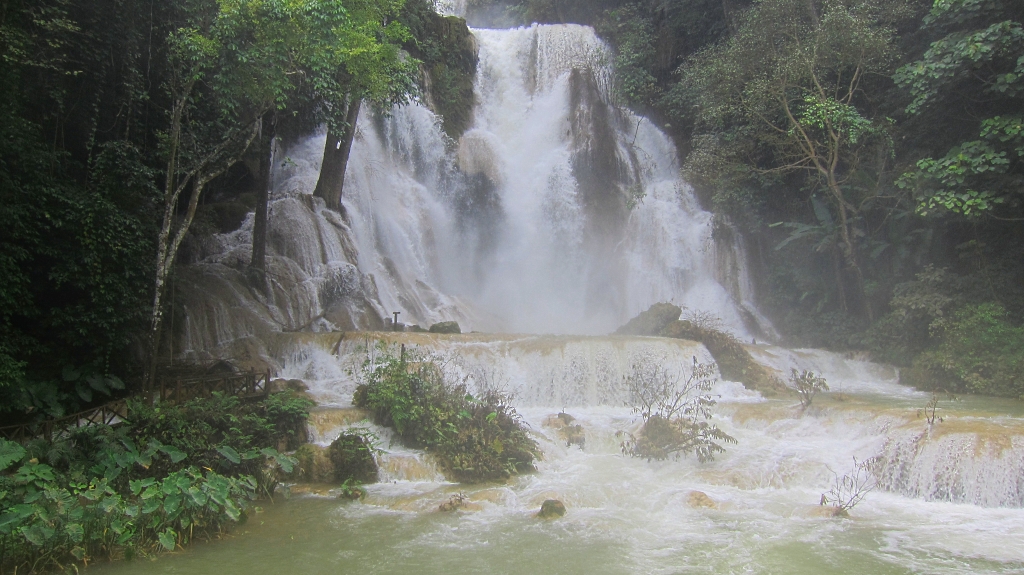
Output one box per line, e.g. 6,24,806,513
895,0,1024,219
309,0,417,212
678,0,911,319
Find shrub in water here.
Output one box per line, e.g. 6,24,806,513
620,357,736,462
353,342,537,483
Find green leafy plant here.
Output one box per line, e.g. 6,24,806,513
791,369,829,408
0,436,257,572
353,342,538,483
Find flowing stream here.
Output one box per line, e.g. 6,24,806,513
95,332,1024,574
132,21,1024,575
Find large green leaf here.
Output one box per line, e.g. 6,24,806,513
158,528,177,551
0,439,26,471
216,445,241,464
159,444,187,464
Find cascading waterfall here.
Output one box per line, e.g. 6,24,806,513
135,19,1024,575
179,24,769,355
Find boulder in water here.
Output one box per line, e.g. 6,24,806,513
615,303,681,336
289,444,334,483
429,321,462,334
659,320,788,396
537,499,566,519
328,434,379,484
687,491,718,509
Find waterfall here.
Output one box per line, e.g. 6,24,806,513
179,24,769,355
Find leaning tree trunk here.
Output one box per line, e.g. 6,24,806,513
250,113,276,286
313,98,361,212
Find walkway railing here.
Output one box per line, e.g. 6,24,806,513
157,369,271,405
0,400,128,443
0,368,272,443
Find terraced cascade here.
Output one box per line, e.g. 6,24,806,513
136,14,1024,575
92,332,1024,575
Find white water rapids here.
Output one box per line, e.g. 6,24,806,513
143,21,1024,575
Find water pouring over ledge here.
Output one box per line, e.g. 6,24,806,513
178,24,770,356
147,21,1024,575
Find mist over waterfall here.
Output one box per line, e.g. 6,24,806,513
180,24,769,353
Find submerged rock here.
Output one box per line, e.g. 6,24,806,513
543,413,585,449
537,499,566,519
438,493,468,512
429,321,462,334
687,491,718,509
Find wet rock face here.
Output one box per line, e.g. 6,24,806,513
538,499,566,519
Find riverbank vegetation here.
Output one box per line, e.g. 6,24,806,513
354,343,538,483
0,391,312,573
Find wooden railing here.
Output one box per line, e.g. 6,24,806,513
157,369,271,405
0,368,272,443
0,400,128,443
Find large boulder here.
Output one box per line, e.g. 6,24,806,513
328,434,379,484
614,303,681,336
289,444,334,483
537,499,566,519
659,320,787,396
429,321,462,334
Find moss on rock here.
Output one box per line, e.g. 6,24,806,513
429,321,462,334
614,302,681,336
327,434,379,484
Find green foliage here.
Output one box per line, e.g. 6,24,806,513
895,0,1023,218
327,433,379,484
0,390,309,571
790,369,829,408
399,2,478,137
127,392,308,484
620,357,735,462
605,4,660,109
0,436,256,573
912,303,1024,396
353,342,538,483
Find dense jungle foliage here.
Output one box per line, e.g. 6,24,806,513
0,0,470,423
474,0,1024,397
0,391,313,573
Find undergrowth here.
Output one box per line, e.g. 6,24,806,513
0,391,312,573
352,342,538,483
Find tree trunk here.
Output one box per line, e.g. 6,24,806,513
829,182,873,322
250,113,276,285
146,119,261,393
313,98,361,212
